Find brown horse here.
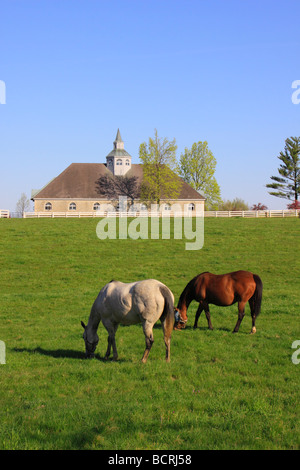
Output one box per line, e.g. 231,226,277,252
174,270,263,334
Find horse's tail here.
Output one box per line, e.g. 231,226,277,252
159,285,175,331
252,274,263,317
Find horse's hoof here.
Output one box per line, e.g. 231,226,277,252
85,353,95,359
251,327,256,334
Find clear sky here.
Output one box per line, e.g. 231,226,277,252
1,0,299,211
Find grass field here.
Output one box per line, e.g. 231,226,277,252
0,217,299,450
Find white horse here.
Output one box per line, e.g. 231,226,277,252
81,279,175,363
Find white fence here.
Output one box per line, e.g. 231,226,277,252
0,210,10,218
204,209,300,218
24,211,175,218
23,209,300,218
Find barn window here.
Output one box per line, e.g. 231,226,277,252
125,159,130,166
45,202,52,211
164,203,171,211
93,202,101,211
116,159,122,165
69,202,77,210
188,203,195,211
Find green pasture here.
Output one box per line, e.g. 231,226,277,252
0,217,299,450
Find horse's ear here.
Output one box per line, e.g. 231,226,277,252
81,321,86,330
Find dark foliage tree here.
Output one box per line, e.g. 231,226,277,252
251,203,268,210
287,200,300,209
95,174,140,208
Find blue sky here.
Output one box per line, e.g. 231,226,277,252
1,0,299,211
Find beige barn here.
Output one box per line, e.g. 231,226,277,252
31,130,205,214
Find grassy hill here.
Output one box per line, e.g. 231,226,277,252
0,217,299,449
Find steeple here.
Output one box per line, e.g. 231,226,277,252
106,129,132,176
114,129,124,150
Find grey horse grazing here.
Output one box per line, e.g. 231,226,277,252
81,279,175,363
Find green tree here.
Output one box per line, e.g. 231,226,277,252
179,141,222,210
266,136,300,202
139,129,181,205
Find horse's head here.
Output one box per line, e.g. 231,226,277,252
173,308,188,330
81,321,99,359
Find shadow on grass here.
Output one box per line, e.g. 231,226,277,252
174,325,232,332
12,347,113,362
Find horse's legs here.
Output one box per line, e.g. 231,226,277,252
141,320,154,363
248,297,256,334
104,322,118,361
161,316,173,363
194,303,213,330
193,304,203,329
204,303,213,330
105,336,112,359
233,301,246,333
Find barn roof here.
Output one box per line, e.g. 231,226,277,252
32,163,205,200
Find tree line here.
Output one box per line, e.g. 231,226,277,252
97,130,300,211
16,132,300,212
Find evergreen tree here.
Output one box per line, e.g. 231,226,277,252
266,136,300,202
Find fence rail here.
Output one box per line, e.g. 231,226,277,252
24,211,181,218
22,209,300,218
204,209,300,218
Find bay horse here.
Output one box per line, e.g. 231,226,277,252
81,279,175,363
174,271,263,334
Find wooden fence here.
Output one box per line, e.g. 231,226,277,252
0,210,10,218
23,209,300,218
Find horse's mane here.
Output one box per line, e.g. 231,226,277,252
177,272,209,309
177,276,197,308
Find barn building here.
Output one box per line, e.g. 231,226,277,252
31,130,205,214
